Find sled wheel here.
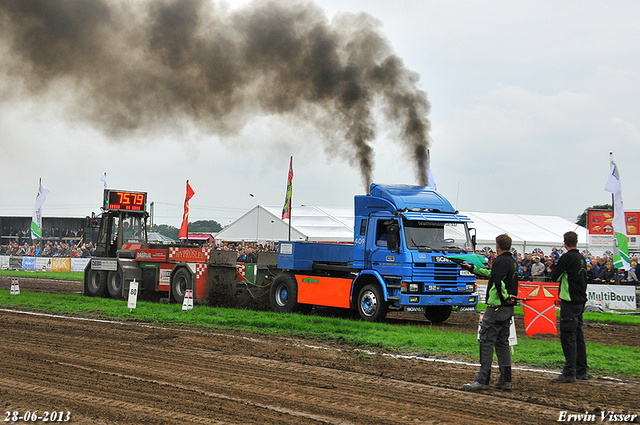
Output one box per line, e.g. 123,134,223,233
270,273,303,313
171,268,192,304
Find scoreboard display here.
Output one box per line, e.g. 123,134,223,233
104,190,147,212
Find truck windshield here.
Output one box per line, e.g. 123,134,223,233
403,220,471,253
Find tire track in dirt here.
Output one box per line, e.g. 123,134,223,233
0,377,227,425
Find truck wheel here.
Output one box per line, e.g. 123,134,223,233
270,273,301,313
357,284,388,322
425,306,452,323
107,270,124,299
171,268,192,304
86,269,108,297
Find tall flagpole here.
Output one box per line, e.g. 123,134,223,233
288,157,293,241
289,185,292,241
605,152,630,269
282,156,293,241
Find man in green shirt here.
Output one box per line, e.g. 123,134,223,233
460,233,518,391
550,231,589,383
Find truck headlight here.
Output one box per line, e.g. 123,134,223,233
409,283,419,292
466,283,475,293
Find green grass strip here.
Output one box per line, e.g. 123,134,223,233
0,270,84,281
1,290,638,379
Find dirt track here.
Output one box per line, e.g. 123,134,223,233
1,278,639,424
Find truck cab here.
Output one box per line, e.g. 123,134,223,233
352,184,477,321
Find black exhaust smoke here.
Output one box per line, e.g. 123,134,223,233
0,0,431,188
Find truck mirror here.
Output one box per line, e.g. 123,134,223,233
468,227,477,251
386,222,400,253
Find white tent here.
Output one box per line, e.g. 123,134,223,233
214,205,354,244
215,205,589,255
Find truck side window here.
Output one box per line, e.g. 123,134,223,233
359,219,367,236
376,221,388,247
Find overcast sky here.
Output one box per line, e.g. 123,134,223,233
1,0,639,228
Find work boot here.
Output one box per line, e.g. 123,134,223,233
576,374,591,381
551,374,576,383
493,381,511,390
462,381,489,392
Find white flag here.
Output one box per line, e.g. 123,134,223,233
100,172,107,188
30,179,49,239
604,154,629,269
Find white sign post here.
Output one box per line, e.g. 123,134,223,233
182,290,193,311
127,280,139,311
508,316,518,354
10,278,19,295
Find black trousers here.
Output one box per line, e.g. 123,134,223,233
475,305,513,385
559,301,588,377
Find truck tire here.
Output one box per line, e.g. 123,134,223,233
86,269,108,298
425,306,452,323
270,273,302,313
107,270,124,299
357,284,388,322
171,268,192,304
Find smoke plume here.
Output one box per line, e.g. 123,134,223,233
0,0,431,188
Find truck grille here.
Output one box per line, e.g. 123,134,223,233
413,262,459,286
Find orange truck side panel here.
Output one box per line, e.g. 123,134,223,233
295,275,353,308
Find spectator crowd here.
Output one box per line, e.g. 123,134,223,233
477,248,640,285
0,241,94,258
1,239,277,262
204,242,278,263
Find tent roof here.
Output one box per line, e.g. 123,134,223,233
465,212,587,253
466,212,586,245
214,205,587,252
214,205,353,242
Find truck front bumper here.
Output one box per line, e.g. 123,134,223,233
398,293,478,307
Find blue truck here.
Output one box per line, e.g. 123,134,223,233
270,183,479,322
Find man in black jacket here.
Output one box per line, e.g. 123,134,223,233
460,234,518,391
550,231,589,383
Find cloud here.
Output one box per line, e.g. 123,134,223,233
432,82,640,218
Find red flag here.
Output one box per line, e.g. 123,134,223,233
518,282,559,337
282,156,293,220
179,180,195,239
